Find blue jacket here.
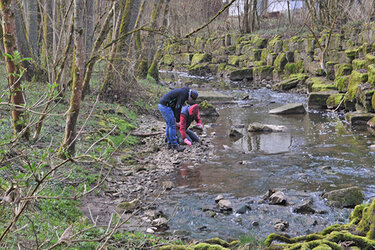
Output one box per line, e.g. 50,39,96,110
158,87,190,122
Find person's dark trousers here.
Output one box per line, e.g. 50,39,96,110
176,129,199,144
158,104,178,145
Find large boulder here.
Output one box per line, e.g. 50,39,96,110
322,186,364,208
198,100,219,116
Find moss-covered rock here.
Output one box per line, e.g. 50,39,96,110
308,91,338,110
284,63,298,75
325,61,336,80
345,112,375,126
228,68,253,81
345,49,357,63
326,93,345,110
365,53,375,65
356,84,375,112
334,75,350,92
368,64,375,84
162,54,174,66
261,48,272,62
268,35,282,48
306,77,336,93
199,100,219,116
253,65,274,81
274,53,287,71
253,35,268,49
334,63,353,79
353,59,367,70
346,70,369,101
265,199,375,249
191,53,212,66
188,62,211,76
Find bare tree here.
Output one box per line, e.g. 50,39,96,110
59,0,86,157
0,0,30,139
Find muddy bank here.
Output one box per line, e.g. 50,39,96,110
81,114,217,235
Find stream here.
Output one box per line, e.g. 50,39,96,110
157,71,375,241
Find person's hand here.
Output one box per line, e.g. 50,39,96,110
176,122,181,127
195,123,203,129
184,138,192,146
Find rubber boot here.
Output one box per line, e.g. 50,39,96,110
171,144,185,152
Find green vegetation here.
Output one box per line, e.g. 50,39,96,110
0,63,171,248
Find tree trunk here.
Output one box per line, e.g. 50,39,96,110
81,0,95,95
33,17,74,141
100,0,125,97
0,0,29,140
59,0,85,158
82,2,115,99
14,0,39,80
137,0,164,79
243,0,250,33
148,0,170,81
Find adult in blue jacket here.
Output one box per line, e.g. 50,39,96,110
158,87,198,151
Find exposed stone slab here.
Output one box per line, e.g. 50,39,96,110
269,103,306,114
345,111,375,126
248,122,287,132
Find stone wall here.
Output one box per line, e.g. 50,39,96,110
160,23,375,127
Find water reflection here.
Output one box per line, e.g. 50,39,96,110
247,132,292,154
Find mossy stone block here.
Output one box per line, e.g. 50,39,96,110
369,64,375,84
346,70,369,101
191,53,212,66
334,75,350,93
326,93,345,109
274,53,287,71
353,59,367,70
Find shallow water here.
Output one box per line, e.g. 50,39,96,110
157,73,375,241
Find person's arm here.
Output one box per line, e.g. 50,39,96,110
174,90,187,122
179,114,188,139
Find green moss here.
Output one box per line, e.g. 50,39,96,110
159,245,193,250
218,63,226,72
334,75,350,92
335,63,353,79
199,100,214,110
353,59,367,70
228,55,247,66
368,64,375,84
365,54,375,65
346,70,369,101
203,238,229,247
284,63,298,75
326,93,344,109
356,199,375,239
162,54,174,65
254,60,265,66
290,73,308,81
253,35,267,48
268,35,281,48
345,49,357,59
308,77,336,92
191,53,211,66
274,53,287,71
307,37,315,53
261,48,272,61
349,204,367,226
